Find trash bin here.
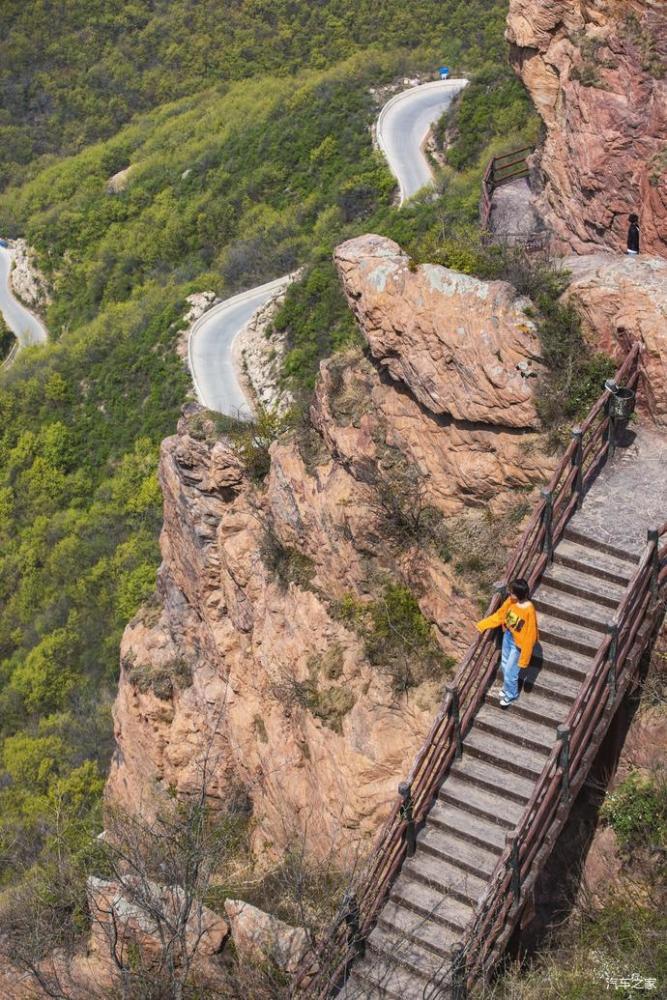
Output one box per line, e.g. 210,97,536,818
609,386,635,421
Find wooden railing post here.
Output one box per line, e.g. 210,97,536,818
342,891,364,962
398,782,417,858
607,623,619,707
571,427,584,508
557,725,571,802
446,685,463,760
541,488,554,560
451,943,467,1000
505,831,521,904
648,529,659,600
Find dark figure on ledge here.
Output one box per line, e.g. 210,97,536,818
627,213,640,256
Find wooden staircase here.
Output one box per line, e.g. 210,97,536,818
343,529,637,999
294,345,666,1000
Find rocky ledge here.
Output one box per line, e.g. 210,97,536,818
105,235,555,866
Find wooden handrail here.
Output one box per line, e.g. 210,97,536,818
492,146,532,163
480,145,533,229
295,343,648,997
463,510,663,988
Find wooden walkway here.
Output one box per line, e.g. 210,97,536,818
342,527,638,998
294,348,666,1000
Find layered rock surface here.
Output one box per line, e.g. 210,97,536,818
335,235,544,428
563,253,667,421
106,236,553,865
224,899,311,973
507,0,667,257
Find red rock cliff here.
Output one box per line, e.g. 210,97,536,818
105,236,554,865
507,0,667,257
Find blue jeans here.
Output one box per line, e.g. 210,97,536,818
501,630,521,701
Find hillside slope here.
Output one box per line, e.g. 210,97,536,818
0,0,510,187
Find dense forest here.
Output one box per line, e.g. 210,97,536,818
0,0,538,903
0,0,512,189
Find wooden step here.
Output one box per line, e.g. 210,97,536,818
538,613,602,657
418,824,500,879
390,872,474,933
512,687,569,727
448,756,534,805
379,899,461,959
563,526,640,565
541,562,625,610
534,584,612,633
534,639,594,680
554,540,634,588
464,727,548,780
521,663,582,703
428,800,506,853
475,703,556,753
438,775,524,830
367,923,452,984
402,852,488,908
343,968,404,1000
346,957,433,1000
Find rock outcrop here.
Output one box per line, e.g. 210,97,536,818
106,236,553,866
335,235,544,428
106,165,133,194
234,279,296,415
87,876,228,961
8,239,51,311
507,0,667,257
224,899,311,973
563,253,667,421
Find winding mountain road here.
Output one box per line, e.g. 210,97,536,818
188,275,294,420
376,78,467,203
0,246,48,366
188,78,467,415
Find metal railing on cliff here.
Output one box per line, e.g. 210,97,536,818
293,341,666,997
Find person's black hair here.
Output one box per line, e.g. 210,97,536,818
629,213,639,224
510,577,530,601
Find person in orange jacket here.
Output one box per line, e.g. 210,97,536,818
476,577,538,708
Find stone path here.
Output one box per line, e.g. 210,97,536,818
571,425,667,556
490,177,546,244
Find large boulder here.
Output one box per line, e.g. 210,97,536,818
334,234,544,429
223,899,311,973
87,876,228,961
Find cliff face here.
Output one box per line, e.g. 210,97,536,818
507,0,667,257
563,253,667,422
106,236,554,863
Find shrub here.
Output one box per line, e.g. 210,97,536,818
271,656,355,734
217,406,293,483
341,582,455,693
356,444,451,559
261,527,316,593
125,658,194,701
601,770,667,851
0,314,14,360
